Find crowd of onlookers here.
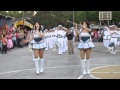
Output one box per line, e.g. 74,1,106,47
91,29,103,42
0,23,29,54
0,22,105,55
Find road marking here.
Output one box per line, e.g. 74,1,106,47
89,65,120,79
0,65,80,75
77,75,83,79
44,65,80,69
90,64,120,72
0,47,28,57
0,64,120,75
0,68,35,75
91,72,120,74
89,74,101,79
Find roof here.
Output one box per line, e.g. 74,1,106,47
14,20,33,29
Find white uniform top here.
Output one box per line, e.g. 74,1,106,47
54,30,58,37
78,31,94,49
110,30,118,38
79,32,91,40
57,30,64,38
32,30,44,43
63,30,66,38
79,29,91,37
46,32,49,37
80,32,91,37
44,32,47,38
33,34,40,38
51,32,54,37
79,32,91,42
117,31,120,36
32,30,46,49
103,29,111,39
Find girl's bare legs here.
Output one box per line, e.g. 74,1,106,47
39,49,45,73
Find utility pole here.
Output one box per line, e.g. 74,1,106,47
73,11,74,28
23,11,25,28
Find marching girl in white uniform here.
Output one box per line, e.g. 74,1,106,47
75,21,95,75
48,30,53,49
44,29,49,51
52,29,57,47
22,22,46,75
64,28,68,51
57,25,64,55
50,29,54,49
117,28,120,45
103,26,111,49
109,26,118,54
62,28,67,53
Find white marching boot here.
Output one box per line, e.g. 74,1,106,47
32,51,34,62
34,58,40,75
113,49,116,55
80,59,87,75
39,58,44,73
86,60,90,75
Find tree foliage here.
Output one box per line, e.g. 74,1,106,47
0,11,120,28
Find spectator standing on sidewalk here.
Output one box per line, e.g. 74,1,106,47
66,28,74,55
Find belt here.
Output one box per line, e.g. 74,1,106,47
33,40,45,44
57,36,62,38
80,37,90,43
34,38,42,43
111,37,117,38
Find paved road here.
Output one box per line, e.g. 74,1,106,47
0,42,120,79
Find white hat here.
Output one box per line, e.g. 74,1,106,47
112,25,115,27
45,29,48,31
109,25,113,27
70,27,74,30
64,28,67,30
58,25,62,28
104,26,109,29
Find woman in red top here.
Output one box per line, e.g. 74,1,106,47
3,23,9,32
94,30,98,42
2,34,7,54
0,34,2,52
9,24,15,33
